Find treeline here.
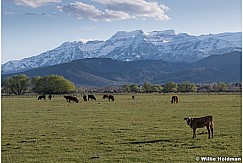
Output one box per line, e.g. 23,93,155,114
2,74,76,95
1,74,241,95
122,81,195,93
116,81,241,93
78,82,241,94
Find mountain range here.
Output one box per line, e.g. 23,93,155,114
2,51,241,86
2,30,242,74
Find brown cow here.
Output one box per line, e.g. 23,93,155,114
184,115,213,139
171,95,178,104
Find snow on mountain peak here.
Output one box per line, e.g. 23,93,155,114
149,30,176,36
2,30,242,74
109,30,146,41
79,39,93,43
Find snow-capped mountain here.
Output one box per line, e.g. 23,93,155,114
2,30,242,74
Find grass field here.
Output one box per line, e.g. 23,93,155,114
1,93,242,162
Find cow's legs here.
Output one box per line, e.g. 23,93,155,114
211,128,214,139
206,126,210,139
192,129,196,138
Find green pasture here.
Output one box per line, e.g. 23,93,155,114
1,94,242,162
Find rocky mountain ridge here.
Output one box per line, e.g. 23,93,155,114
2,30,241,74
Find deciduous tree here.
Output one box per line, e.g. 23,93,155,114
163,81,178,93
179,81,197,92
32,75,76,94
2,74,30,95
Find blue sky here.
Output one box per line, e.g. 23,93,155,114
1,0,242,63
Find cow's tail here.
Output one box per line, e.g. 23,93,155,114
210,121,213,129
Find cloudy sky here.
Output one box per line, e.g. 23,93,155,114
1,0,242,63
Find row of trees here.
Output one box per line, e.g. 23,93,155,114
122,81,197,93
122,81,239,93
1,74,241,95
2,74,76,95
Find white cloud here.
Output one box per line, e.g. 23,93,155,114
8,0,61,8
57,1,132,21
99,9,133,21
93,0,170,20
57,2,101,21
58,0,169,21
4,12,16,15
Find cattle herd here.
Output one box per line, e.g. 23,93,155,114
37,94,114,103
37,94,214,139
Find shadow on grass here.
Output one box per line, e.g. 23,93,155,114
121,139,173,145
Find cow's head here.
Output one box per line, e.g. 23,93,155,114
184,117,191,125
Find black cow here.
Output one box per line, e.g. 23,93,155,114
108,95,115,101
83,95,87,102
64,95,79,103
69,96,79,103
88,95,96,101
48,95,53,100
64,95,71,102
103,94,109,99
171,95,179,104
38,95,46,100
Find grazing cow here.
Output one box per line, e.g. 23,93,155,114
184,115,214,139
64,95,71,102
88,95,96,101
103,94,109,99
83,95,87,102
38,95,46,100
48,95,53,100
108,95,115,101
171,95,179,104
132,95,135,99
69,96,79,103
64,95,79,103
